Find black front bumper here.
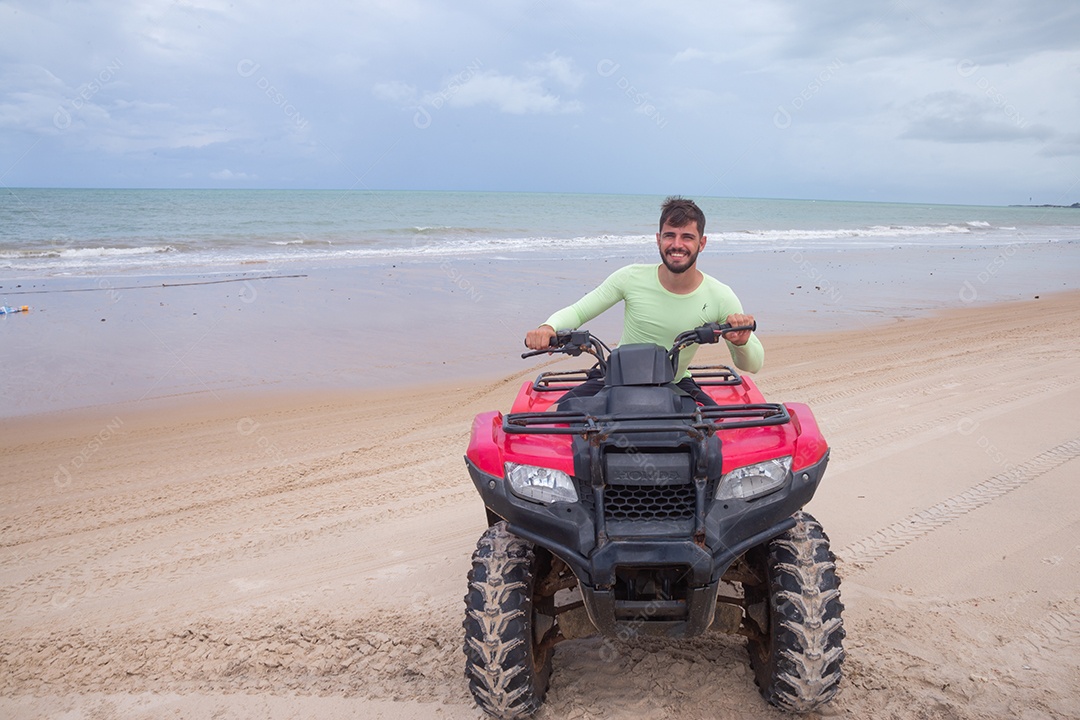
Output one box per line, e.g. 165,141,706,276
465,452,829,638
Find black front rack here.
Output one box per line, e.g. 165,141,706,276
504,402,791,550
504,403,790,439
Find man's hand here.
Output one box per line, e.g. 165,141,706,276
722,313,755,346
525,324,558,350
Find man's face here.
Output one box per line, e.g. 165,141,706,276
656,221,706,274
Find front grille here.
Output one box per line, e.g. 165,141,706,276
604,482,696,521
599,451,696,522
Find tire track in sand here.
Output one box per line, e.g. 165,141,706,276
838,439,1080,572
0,415,475,550
827,374,1080,464
0,608,470,701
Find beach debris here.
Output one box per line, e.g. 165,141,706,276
0,305,30,314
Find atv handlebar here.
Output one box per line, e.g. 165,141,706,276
521,321,756,372
670,321,756,354
521,330,612,374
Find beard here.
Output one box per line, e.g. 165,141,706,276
660,247,699,274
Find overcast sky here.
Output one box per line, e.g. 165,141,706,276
1,0,1078,205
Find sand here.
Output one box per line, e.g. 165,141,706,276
2,288,1079,719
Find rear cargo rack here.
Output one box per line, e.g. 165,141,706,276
531,368,596,392
504,403,790,437
687,364,742,386
532,364,742,394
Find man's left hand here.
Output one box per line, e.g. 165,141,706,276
722,313,755,346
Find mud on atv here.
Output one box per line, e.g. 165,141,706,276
462,323,845,717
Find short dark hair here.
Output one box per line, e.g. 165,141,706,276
659,196,705,236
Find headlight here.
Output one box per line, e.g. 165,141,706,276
716,456,792,501
505,462,579,504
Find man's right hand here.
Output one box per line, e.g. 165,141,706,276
524,324,558,350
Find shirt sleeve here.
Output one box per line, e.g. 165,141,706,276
726,333,764,373
704,275,764,373
542,267,629,330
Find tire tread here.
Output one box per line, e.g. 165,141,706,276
749,512,846,712
463,522,551,719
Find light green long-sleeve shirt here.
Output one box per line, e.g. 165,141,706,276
543,264,764,379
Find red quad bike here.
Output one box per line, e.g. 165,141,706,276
463,323,845,718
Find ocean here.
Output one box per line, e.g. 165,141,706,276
2,189,1078,278
2,189,1079,416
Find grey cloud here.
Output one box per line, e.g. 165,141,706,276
778,0,1080,64
901,90,1056,144
1039,133,1080,158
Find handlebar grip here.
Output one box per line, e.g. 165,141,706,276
521,330,573,358
706,321,756,343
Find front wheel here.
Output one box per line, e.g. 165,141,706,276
744,511,846,712
463,522,554,719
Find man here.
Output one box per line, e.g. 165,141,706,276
524,196,763,405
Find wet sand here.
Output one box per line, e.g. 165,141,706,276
2,240,1077,417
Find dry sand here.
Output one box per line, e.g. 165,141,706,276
2,290,1079,719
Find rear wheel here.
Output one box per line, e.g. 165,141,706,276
463,522,554,719
744,512,845,712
